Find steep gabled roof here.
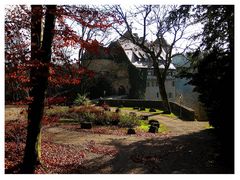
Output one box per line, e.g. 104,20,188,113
81,45,111,60
118,35,175,70
82,32,176,70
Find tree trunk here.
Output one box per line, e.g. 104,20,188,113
21,5,56,174
152,57,171,114
158,80,171,114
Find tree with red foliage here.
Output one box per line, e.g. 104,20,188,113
20,5,57,173
5,5,114,105
5,5,117,173
5,5,31,103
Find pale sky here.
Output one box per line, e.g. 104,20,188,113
68,4,204,60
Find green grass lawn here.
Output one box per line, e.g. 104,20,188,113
117,107,177,118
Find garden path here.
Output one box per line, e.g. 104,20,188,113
5,106,230,173
42,108,229,173
115,108,209,136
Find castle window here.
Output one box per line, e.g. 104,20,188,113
168,92,172,98
148,70,153,76
172,81,175,87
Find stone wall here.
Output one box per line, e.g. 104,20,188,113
169,102,195,121
175,77,208,121
83,59,130,95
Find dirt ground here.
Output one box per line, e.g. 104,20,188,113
41,108,232,174
5,106,233,174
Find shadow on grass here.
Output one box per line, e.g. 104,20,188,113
63,129,234,174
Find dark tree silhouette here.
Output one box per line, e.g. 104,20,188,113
111,5,198,113
180,5,234,172
21,5,57,173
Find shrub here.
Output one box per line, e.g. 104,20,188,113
60,112,79,120
119,114,140,128
65,105,143,127
91,111,120,126
69,105,102,114
47,96,67,106
74,93,91,106
103,112,120,125
78,112,96,123
45,106,69,118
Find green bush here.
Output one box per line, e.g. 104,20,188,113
61,112,79,120
74,93,91,106
79,112,96,123
92,111,108,125
68,106,120,126
119,114,140,128
90,111,120,126
63,105,141,128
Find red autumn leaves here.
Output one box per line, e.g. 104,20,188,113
5,5,117,105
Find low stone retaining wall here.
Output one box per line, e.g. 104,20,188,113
99,99,195,121
169,102,195,121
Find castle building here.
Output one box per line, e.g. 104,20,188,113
82,34,176,101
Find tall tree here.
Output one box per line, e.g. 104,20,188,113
21,5,57,173
183,5,234,131
180,5,234,172
5,5,117,173
111,5,199,113
5,5,115,105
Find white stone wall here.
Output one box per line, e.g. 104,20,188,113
145,77,176,101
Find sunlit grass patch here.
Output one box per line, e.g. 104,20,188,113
138,121,149,131
162,113,177,118
117,106,177,119
118,107,163,113
137,120,168,133
45,106,69,116
118,107,133,111
205,123,214,129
